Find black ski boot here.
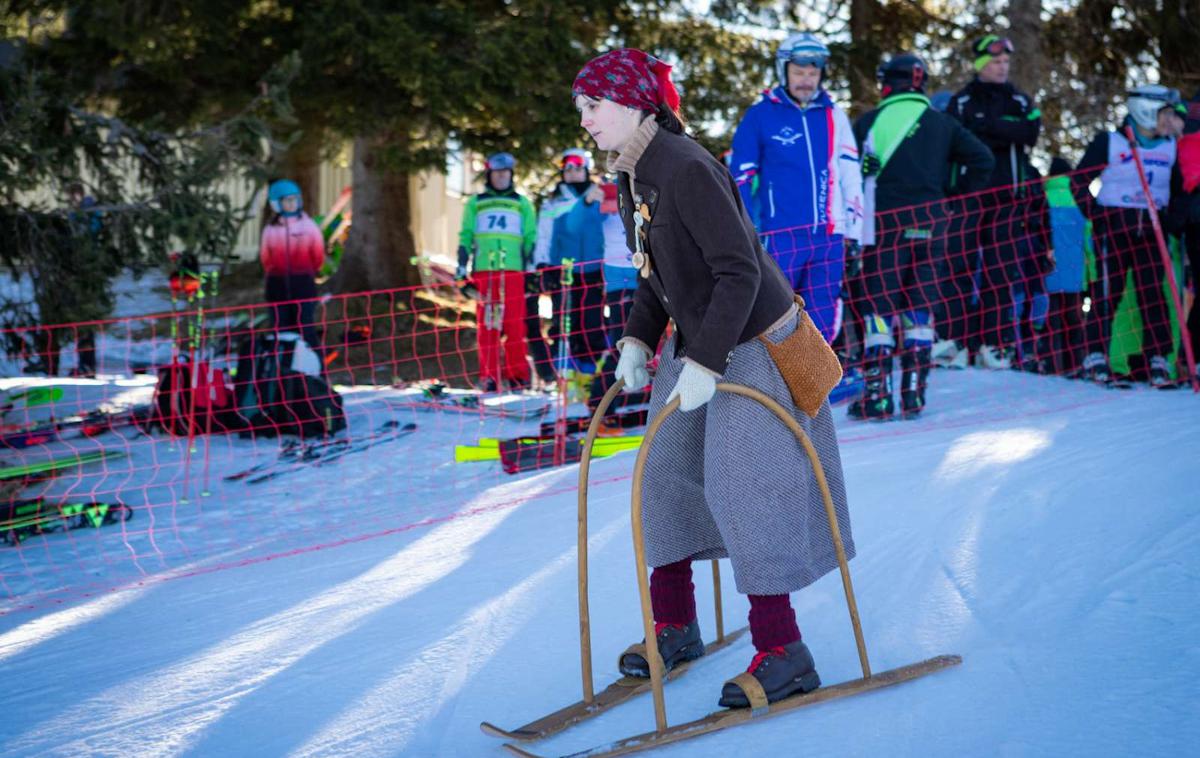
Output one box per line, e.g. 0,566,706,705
900,347,931,418
619,621,705,678
1018,332,1050,374
847,349,893,420
718,640,821,708
1148,355,1174,388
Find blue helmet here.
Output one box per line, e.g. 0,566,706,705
268,179,302,214
775,32,830,86
485,152,516,172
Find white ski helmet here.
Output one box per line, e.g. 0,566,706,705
1126,85,1181,131
559,147,593,172
775,32,830,86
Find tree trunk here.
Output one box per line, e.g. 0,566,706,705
848,0,884,117
333,132,421,293
1007,0,1044,98
280,131,324,216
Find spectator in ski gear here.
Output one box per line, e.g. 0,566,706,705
850,52,993,419
946,34,1046,371
729,32,864,342
1041,157,1093,376
526,149,594,385
588,180,650,410
1175,91,1200,380
574,47,851,707
1071,84,1185,388
260,179,325,350
548,149,609,377
457,152,536,390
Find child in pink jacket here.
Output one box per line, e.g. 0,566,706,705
260,179,325,348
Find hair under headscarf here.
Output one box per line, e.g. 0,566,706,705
572,48,681,115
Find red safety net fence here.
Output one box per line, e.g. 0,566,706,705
0,159,1195,615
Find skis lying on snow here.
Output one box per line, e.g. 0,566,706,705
386,381,552,421
538,407,649,437
498,655,961,757
456,434,644,463
498,434,645,474
0,405,152,449
223,421,418,485
1,498,133,545
0,387,65,415
0,448,125,484
480,627,748,742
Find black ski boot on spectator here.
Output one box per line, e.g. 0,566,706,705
718,640,821,708
1081,352,1112,385
619,621,705,678
900,347,931,418
848,349,894,420
1148,355,1174,389
1019,333,1051,374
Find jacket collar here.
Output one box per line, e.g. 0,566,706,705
767,85,833,111
607,116,660,187
879,92,931,108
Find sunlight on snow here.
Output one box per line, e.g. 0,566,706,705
6,479,554,757
0,591,145,663
289,514,630,756
0,544,258,663
933,428,1052,484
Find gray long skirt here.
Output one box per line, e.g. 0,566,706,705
639,309,854,595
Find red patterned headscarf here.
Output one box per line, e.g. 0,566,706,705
572,48,681,115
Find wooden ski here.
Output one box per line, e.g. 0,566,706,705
481,626,748,742
502,654,961,757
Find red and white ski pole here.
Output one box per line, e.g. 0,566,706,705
1124,126,1198,392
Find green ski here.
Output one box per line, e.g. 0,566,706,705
0,448,124,482
2,498,133,545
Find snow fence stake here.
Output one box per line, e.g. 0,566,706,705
631,383,870,734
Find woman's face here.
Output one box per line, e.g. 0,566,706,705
576,95,643,153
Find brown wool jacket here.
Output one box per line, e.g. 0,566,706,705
610,118,795,376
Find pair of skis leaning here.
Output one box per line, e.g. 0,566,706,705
481,382,961,757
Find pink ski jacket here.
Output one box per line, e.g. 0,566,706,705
260,214,325,276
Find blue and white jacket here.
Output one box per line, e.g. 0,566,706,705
729,87,863,240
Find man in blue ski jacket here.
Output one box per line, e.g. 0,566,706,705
729,31,864,342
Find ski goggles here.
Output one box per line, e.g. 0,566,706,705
561,154,588,169
784,52,826,68
976,36,1014,56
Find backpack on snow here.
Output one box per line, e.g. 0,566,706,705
151,358,243,436
233,331,346,439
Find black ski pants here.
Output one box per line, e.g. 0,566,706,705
1084,208,1171,361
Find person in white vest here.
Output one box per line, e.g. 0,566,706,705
1071,84,1184,388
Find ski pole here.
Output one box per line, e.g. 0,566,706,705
1124,126,1198,392
555,259,575,466
180,267,201,503
199,271,218,498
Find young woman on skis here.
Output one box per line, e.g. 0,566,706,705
572,48,852,707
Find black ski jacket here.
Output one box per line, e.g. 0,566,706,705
853,95,994,214
946,79,1041,192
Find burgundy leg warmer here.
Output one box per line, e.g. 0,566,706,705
649,559,696,626
748,593,801,650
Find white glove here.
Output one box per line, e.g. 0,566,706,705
614,343,651,391
668,362,717,412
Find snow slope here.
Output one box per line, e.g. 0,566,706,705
0,369,1197,757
